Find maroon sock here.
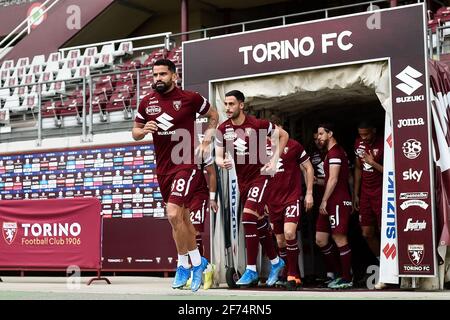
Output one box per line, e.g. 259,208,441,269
196,234,203,256
278,246,288,279
257,218,277,260
286,238,300,277
338,244,352,282
242,213,259,266
278,246,287,261
320,242,342,276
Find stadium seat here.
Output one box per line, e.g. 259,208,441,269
39,72,55,97
15,57,29,69
11,67,25,80
82,47,98,60
47,52,61,64
115,41,133,57
92,75,114,121
62,58,80,72
118,59,141,71
16,93,38,114
65,49,81,61
143,48,167,67
1,60,14,71
3,95,21,113
29,64,43,77
74,66,90,78
44,60,60,74
62,89,86,121
30,54,46,67
0,87,10,101
107,72,135,115
92,53,114,69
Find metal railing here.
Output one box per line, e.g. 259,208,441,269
0,0,61,59
167,0,421,42
0,65,156,145
59,32,173,57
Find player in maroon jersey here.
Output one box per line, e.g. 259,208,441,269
265,116,315,290
316,123,353,289
353,121,383,260
215,90,289,287
185,147,218,290
132,59,219,292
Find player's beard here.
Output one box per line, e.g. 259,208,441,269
154,80,171,93
228,109,241,120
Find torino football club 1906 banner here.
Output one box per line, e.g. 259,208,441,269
0,198,101,269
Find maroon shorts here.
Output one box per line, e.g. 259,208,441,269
189,192,209,232
239,175,270,216
316,199,352,235
359,189,382,229
267,200,301,235
157,168,203,208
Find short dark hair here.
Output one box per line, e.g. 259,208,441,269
357,120,374,129
225,90,245,102
318,122,335,134
153,59,176,73
269,114,282,126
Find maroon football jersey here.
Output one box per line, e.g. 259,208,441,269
324,144,351,203
267,139,309,206
354,135,383,194
135,87,210,176
216,115,273,184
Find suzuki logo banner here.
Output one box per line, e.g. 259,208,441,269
184,4,436,276
0,198,102,269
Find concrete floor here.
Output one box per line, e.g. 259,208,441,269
0,276,448,300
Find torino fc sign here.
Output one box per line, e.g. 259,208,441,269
0,198,101,269
184,3,436,277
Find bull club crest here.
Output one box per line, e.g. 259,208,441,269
173,100,182,111
373,148,379,156
408,244,424,266
2,222,17,245
283,147,289,154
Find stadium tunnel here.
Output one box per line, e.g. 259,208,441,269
212,61,390,284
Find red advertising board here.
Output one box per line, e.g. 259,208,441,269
0,198,101,269
183,4,436,276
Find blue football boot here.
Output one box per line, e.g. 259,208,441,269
266,258,285,287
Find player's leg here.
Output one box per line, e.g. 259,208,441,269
360,191,380,259
329,202,353,289
316,213,341,286
284,200,302,290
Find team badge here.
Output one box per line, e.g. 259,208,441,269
2,222,17,245
408,244,424,266
173,100,182,111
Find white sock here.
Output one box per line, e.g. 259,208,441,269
270,256,280,265
188,248,201,267
177,253,190,269
247,265,257,272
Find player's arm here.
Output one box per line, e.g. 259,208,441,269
215,145,233,170
353,156,361,211
272,125,289,158
132,121,157,141
205,164,219,212
300,159,314,211
320,163,340,215
202,105,219,144
263,125,289,174
364,150,383,173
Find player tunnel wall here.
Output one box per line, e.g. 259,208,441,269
184,4,441,288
